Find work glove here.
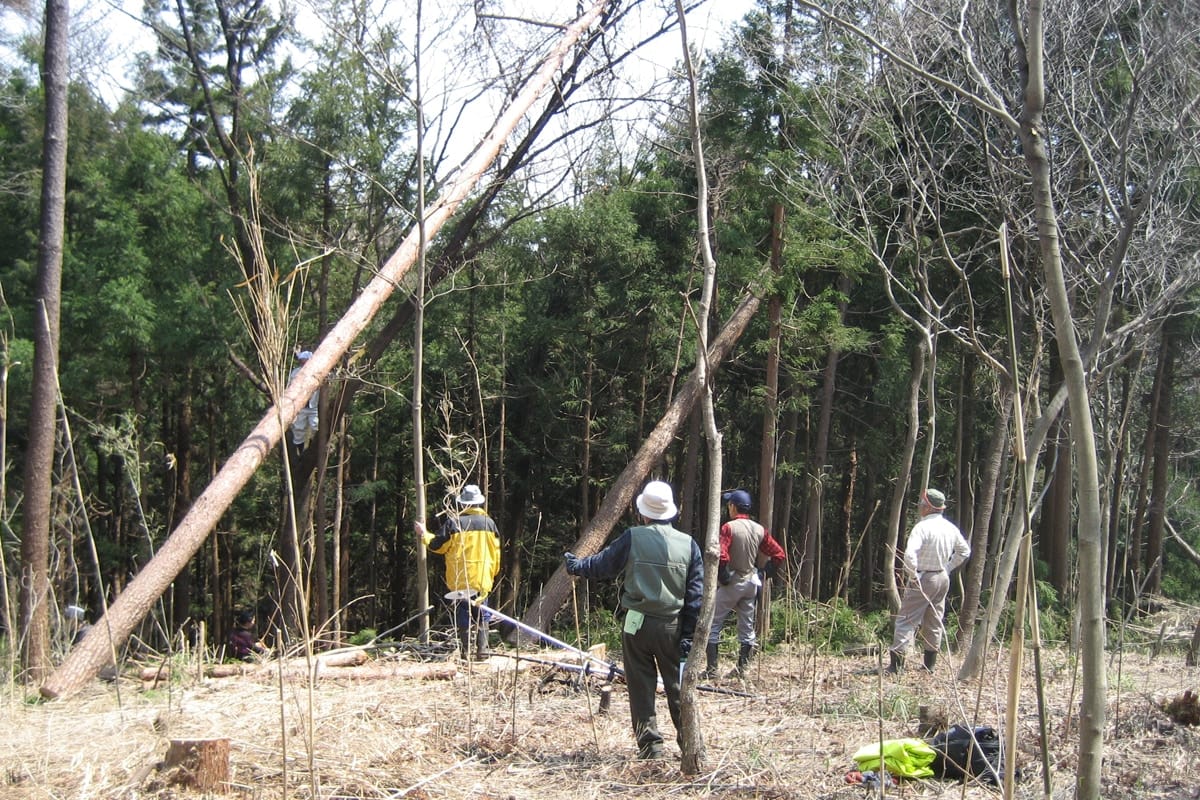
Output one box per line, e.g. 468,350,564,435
563,552,582,576
717,562,732,586
678,638,692,660
763,560,779,579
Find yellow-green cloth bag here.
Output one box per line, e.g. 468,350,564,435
851,738,937,779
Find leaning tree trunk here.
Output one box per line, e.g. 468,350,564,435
958,385,1067,680
520,292,761,635
39,0,613,700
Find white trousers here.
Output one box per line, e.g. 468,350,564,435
890,570,950,654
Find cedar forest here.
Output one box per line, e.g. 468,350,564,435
1,0,1199,790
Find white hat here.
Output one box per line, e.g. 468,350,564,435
296,350,313,360
636,480,678,521
65,605,86,621
457,484,485,506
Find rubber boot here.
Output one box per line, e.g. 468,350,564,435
456,628,471,660
703,643,719,679
923,649,937,672
727,642,753,679
474,626,490,660
886,650,904,674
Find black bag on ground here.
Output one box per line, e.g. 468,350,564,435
926,725,1002,784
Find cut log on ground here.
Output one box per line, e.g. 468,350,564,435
139,648,372,683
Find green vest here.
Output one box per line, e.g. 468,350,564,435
621,523,693,619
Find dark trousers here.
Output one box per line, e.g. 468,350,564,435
622,612,682,754
452,598,488,639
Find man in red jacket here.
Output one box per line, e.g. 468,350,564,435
705,488,786,679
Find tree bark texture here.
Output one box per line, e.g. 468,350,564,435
19,0,70,683
163,738,230,792
676,3,721,770
758,202,784,530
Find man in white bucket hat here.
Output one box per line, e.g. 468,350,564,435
416,484,501,660
563,480,703,760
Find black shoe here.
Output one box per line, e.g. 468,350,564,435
638,744,664,760
704,643,719,679
727,642,753,678
923,650,937,671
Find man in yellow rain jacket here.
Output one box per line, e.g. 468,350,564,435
416,484,501,659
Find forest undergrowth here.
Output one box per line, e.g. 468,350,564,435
1,607,1198,800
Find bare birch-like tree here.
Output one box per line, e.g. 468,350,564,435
791,1,1200,797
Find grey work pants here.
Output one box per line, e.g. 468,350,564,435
890,570,950,654
622,611,682,755
708,572,759,646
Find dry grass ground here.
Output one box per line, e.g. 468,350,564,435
1,638,1197,800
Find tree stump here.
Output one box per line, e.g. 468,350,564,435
164,738,230,792
598,684,612,714
917,704,949,738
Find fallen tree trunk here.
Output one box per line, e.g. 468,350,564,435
140,648,371,682
519,290,762,635
39,0,612,701
142,658,461,684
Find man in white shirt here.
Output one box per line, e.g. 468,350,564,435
888,488,970,674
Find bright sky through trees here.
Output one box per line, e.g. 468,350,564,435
1,0,753,111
